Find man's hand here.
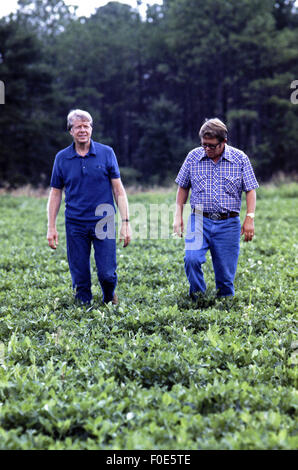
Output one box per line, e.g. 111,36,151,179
119,221,131,247
173,215,184,238
47,227,59,249
47,188,62,249
173,186,189,238
242,190,256,242
241,216,255,242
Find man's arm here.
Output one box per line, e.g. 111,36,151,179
241,189,256,242
111,178,131,247
173,186,190,237
47,187,63,249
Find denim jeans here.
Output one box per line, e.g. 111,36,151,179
184,214,241,297
65,219,117,303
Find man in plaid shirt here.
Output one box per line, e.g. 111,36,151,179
173,118,259,298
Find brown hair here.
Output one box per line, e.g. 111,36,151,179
199,118,228,142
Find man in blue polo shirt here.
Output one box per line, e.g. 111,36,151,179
173,118,258,299
47,109,131,305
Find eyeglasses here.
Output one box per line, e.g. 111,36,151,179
201,142,222,150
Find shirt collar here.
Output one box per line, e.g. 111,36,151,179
199,144,235,163
221,145,234,162
66,139,96,159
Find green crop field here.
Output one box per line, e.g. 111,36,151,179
0,184,297,450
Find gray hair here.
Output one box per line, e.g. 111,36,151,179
67,109,93,130
199,118,228,142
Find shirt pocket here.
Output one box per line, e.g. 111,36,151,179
93,164,108,180
192,174,207,193
223,175,242,196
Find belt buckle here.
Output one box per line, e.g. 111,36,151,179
210,212,221,220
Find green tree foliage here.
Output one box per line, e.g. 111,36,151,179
134,96,185,184
15,0,77,38
52,2,146,163
162,0,298,177
0,0,77,186
0,0,297,187
0,20,54,185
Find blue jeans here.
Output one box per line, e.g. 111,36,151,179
184,214,241,297
65,220,117,304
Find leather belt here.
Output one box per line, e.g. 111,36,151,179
192,209,239,220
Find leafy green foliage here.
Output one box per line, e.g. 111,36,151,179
0,185,297,449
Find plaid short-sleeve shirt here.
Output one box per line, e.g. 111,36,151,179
175,144,259,213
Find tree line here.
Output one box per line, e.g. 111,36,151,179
0,0,298,188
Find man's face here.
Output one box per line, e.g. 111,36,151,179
70,119,92,145
201,137,226,161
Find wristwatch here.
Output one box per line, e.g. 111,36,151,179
246,213,255,219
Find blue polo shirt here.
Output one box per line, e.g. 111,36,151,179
50,139,120,222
